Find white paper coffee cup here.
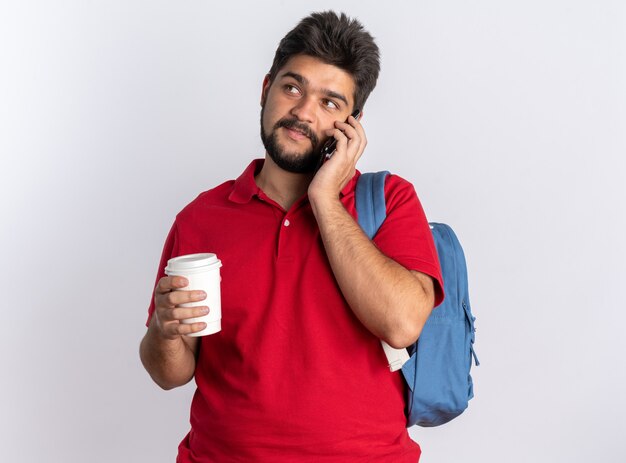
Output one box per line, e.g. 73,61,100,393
165,253,222,337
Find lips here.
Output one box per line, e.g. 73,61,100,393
274,118,319,148
284,127,308,140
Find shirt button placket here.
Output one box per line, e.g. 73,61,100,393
277,214,294,262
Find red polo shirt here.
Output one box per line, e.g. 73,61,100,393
147,159,443,462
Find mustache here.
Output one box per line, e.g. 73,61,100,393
275,118,320,147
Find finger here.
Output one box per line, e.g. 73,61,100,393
333,124,363,162
156,275,189,294
329,128,349,157
162,289,207,308
334,120,359,140
157,304,208,323
342,117,367,160
333,122,363,155
177,321,208,337
170,305,210,322
161,320,207,338
349,114,367,147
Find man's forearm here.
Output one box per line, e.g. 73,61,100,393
140,319,197,390
310,196,435,348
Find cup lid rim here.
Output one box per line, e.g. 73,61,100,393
165,253,220,271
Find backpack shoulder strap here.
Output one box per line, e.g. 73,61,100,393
355,171,390,239
355,171,410,372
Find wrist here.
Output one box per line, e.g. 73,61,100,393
309,191,342,217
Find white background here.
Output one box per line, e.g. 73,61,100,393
1,1,625,462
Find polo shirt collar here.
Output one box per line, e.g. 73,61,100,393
228,158,360,204
228,159,265,204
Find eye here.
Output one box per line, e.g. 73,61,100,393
323,99,339,110
284,84,300,95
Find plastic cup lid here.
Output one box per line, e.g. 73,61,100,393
165,253,221,273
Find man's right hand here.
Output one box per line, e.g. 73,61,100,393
153,276,210,340
140,275,206,389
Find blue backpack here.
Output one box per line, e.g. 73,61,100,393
355,171,479,427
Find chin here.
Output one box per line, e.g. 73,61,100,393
268,149,320,174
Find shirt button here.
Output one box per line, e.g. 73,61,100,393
284,219,291,227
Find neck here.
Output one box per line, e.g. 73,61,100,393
255,155,314,210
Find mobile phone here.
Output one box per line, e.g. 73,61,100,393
320,109,361,160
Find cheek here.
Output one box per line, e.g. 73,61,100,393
261,100,282,131
316,117,335,138
261,106,275,133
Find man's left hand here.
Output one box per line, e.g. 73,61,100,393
308,114,367,204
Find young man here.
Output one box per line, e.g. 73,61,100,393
140,11,443,462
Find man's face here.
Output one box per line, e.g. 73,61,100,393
260,54,356,174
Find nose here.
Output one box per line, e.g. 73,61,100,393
290,97,316,124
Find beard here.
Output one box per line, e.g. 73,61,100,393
260,105,322,174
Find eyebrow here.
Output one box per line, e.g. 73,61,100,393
280,71,349,107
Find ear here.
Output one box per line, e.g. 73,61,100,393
357,110,363,121
260,74,271,106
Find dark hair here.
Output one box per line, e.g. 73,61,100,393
268,11,380,111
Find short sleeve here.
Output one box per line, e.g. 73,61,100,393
145,221,180,326
372,174,444,307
